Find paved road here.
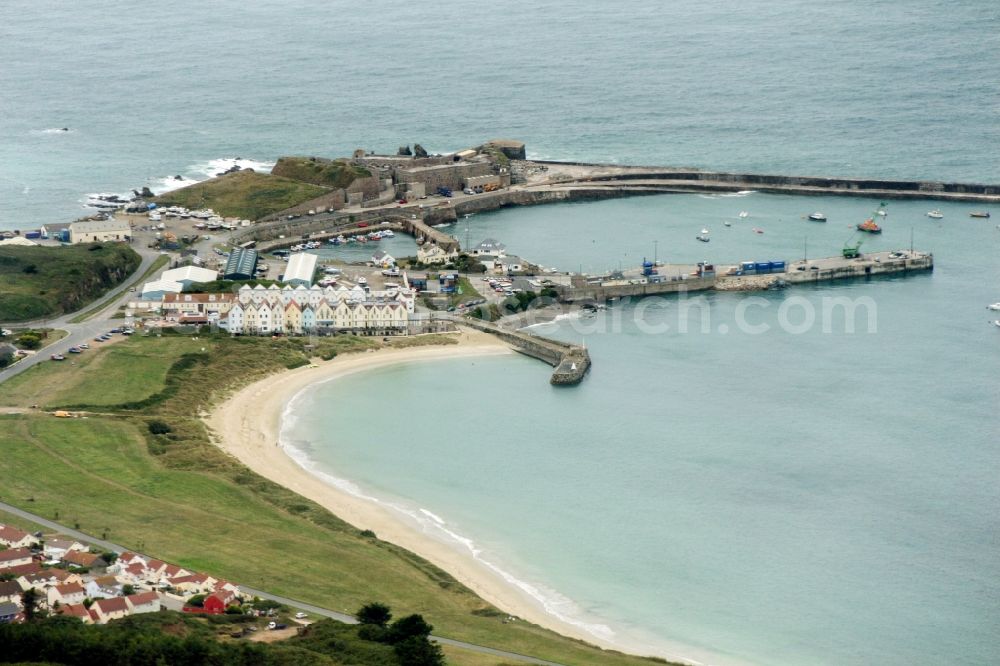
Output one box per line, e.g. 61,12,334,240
0,248,159,383
0,500,563,666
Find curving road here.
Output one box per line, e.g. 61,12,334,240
0,247,160,383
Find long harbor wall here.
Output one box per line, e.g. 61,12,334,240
531,162,1000,202
447,316,591,385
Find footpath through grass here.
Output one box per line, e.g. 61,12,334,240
0,333,673,666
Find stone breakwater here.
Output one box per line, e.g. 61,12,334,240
446,316,591,386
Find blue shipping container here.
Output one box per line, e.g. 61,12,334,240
741,262,756,272
755,262,772,273
771,261,786,272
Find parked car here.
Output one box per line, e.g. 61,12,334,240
294,612,307,619
50,354,65,361
68,347,82,353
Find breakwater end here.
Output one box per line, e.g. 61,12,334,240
444,316,590,386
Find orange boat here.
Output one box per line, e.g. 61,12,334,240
857,203,885,234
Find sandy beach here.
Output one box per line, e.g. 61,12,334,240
204,329,618,650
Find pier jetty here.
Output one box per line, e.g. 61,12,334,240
448,316,591,386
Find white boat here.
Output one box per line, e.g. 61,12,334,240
927,210,943,219
357,276,367,285
701,228,709,234
724,221,732,227
993,320,1000,328
876,208,887,217
808,212,827,221
987,303,1000,311
696,234,710,242
738,211,749,218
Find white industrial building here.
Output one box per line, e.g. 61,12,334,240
160,265,219,289
141,279,183,301
282,252,318,287
69,219,132,243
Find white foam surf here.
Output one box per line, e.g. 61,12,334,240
30,127,73,135
150,157,275,195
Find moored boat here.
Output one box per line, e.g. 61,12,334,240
858,203,885,234
987,303,1000,311
696,234,710,242
808,212,827,221
738,210,749,218
970,211,991,218
926,210,943,219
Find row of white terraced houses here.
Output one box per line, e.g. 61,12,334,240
161,282,417,335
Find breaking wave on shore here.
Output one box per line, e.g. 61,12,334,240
277,385,621,649
150,157,275,195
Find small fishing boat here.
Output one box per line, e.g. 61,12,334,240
724,221,732,227
987,303,1000,311
993,320,1000,328
970,211,991,218
926,210,943,219
808,212,827,221
701,228,709,235
738,211,749,218
752,227,764,234
696,234,710,242
858,203,885,234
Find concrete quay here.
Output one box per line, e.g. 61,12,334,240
714,250,934,291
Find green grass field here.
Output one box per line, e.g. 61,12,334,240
153,171,329,220
271,156,371,189
0,334,673,666
0,243,141,322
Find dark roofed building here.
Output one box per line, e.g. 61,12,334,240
223,249,259,281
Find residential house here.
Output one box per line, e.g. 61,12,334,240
167,573,216,595
47,582,86,608
416,243,458,265
471,238,506,258
88,596,130,624
43,538,85,560
57,603,93,624
161,292,234,317
3,562,41,578
202,588,237,614
0,601,19,624
0,525,39,549
61,550,101,569
85,575,121,600
125,591,161,615
0,548,33,570
0,581,23,605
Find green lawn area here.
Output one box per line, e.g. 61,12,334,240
0,337,212,408
0,243,141,322
0,334,672,666
153,171,329,220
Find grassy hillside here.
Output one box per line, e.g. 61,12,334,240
153,171,329,220
0,333,674,666
271,157,371,189
0,243,141,322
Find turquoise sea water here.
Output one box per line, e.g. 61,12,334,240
286,192,1000,665
4,2,999,664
